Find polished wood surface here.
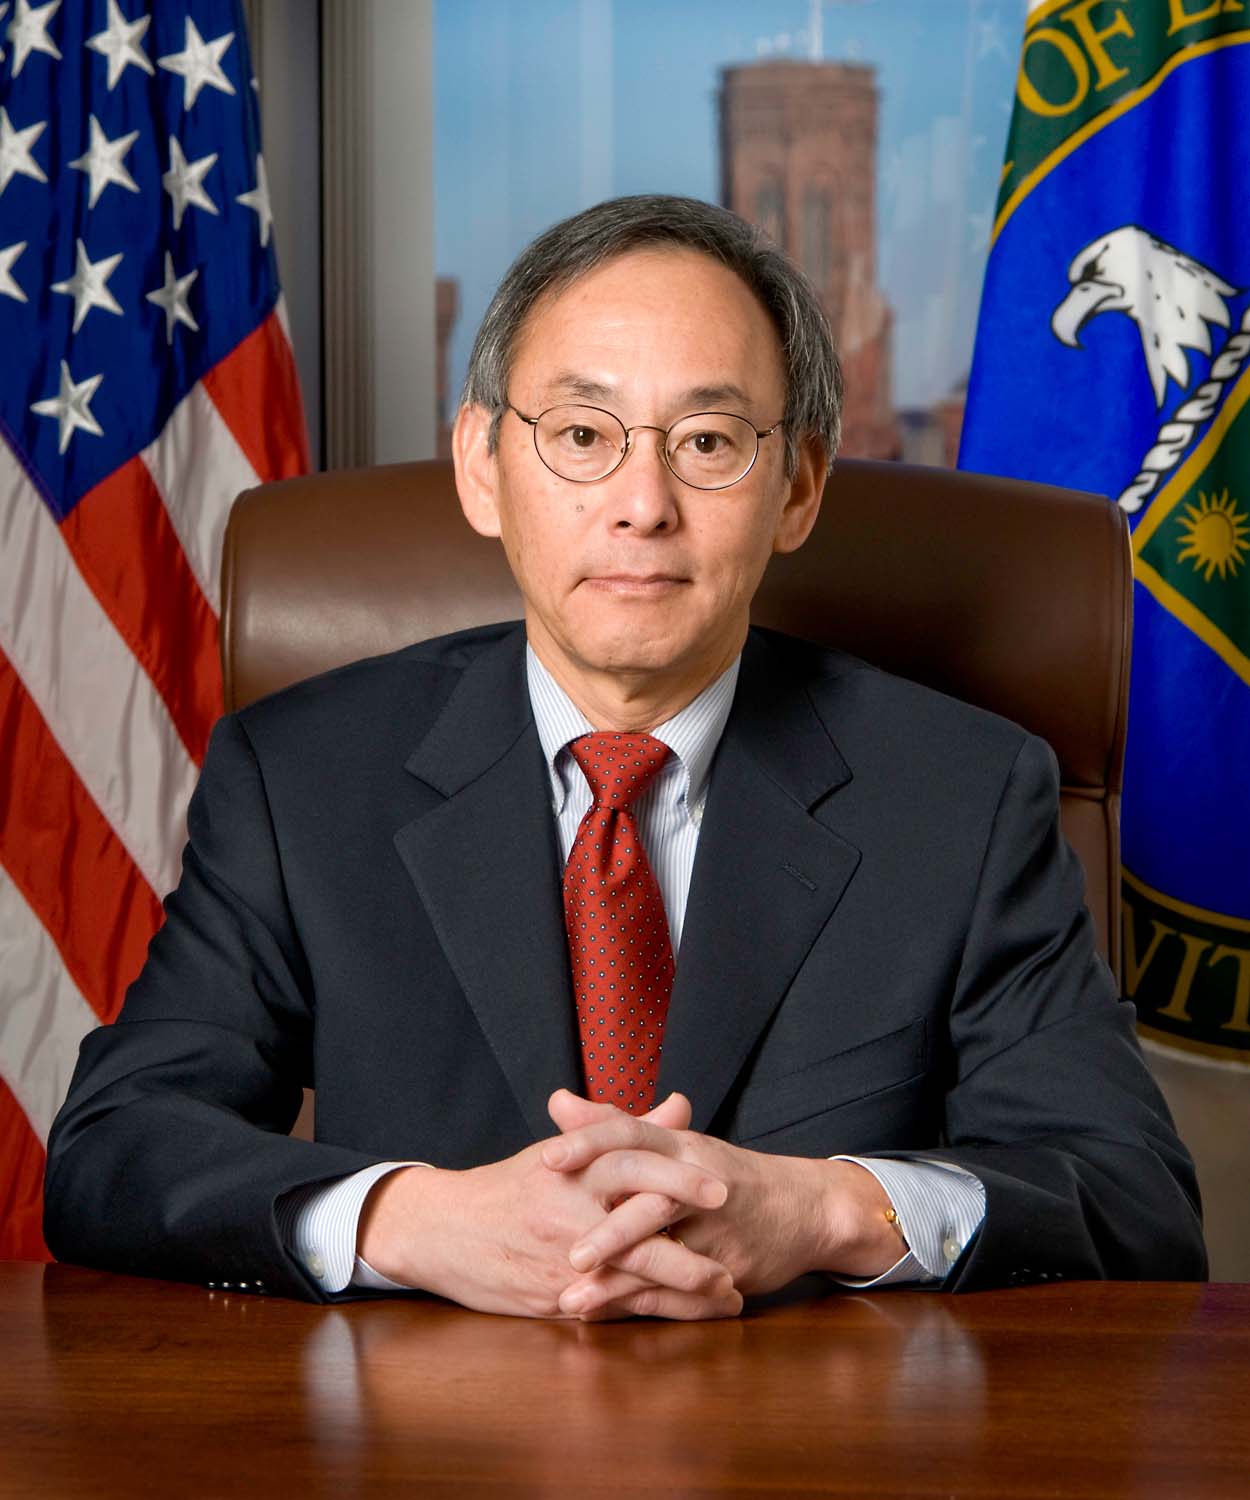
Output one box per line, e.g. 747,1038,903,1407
3,1263,1246,1498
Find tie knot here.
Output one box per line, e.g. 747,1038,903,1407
569,733,670,809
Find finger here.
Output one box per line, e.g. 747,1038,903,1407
541,1113,680,1172
580,1280,743,1324
582,1152,725,1224
560,1253,735,1317
569,1208,724,1291
564,1194,711,1278
592,1232,732,1298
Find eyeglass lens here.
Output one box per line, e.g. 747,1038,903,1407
532,405,761,488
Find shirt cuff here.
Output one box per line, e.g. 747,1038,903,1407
277,1161,426,1294
352,1252,415,1292
829,1156,986,1287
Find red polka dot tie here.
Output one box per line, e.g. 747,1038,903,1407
563,733,674,1114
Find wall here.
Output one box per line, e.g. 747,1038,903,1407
247,0,436,468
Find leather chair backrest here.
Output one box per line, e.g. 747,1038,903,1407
222,458,1130,981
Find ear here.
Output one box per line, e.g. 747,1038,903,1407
772,434,827,556
452,402,503,539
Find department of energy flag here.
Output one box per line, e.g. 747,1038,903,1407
0,1,307,1259
960,1,1249,1066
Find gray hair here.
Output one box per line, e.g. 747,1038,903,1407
461,194,842,476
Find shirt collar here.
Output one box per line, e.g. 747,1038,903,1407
526,644,741,820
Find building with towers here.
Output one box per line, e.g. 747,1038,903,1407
719,59,899,460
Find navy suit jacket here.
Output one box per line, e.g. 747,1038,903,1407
44,624,1206,1299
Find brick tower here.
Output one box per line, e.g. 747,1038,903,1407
719,61,899,460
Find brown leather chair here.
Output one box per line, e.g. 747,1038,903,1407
221,458,1130,983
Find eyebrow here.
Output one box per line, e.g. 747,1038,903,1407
543,373,758,412
546,373,616,403
678,383,754,411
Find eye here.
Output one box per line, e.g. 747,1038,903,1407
552,421,610,449
666,414,756,481
677,427,738,459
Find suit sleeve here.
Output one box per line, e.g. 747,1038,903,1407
874,733,1207,1289
43,714,388,1302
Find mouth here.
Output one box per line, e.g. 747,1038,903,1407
581,574,690,597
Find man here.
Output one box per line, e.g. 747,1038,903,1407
44,196,1206,1316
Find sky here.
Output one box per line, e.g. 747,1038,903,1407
435,0,1026,410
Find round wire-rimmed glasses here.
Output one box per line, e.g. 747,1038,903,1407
507,402,783,491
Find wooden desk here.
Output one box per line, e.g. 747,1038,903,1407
2,1263,1246,1498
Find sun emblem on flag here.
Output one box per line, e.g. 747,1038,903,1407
1175,489,1250,582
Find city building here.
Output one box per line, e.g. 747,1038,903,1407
719,59,900,461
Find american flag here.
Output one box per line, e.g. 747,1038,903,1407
0,0,308,1258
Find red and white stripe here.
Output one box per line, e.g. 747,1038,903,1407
0,307,307,1259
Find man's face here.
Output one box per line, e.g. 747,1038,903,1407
455,247,823,714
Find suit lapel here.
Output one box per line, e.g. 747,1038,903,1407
392,627,862,1142
657,633,862,1132
393,629,581,1142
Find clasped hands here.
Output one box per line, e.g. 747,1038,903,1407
357,1088,900,1322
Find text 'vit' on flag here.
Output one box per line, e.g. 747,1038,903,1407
0,0,308,1258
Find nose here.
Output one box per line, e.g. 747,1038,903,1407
606,426,680,534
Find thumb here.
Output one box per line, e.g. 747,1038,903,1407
643,1091,692,1131
547,1088,615,1132
546,1088,692,1133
